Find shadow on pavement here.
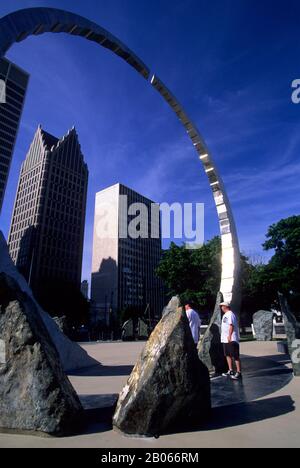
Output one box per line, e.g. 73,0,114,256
206,395,295,430
71,394,118,436
162,395,295,437
69,364,134,377
211,355,293,408
70,353,295,437
82,405,115,435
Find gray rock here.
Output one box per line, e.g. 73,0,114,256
162,295,181,317
137,318,148,339
113,302,211,437
121,319,134,341
0,273,83,435
278,293,300,377
0,231,98,372
198,292,228,375
253,310,274,341
53,315,69,335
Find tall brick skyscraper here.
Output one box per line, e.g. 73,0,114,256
8,125,88,303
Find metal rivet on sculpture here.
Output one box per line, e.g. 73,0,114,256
0,7,240,310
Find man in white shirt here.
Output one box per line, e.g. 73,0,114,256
220,301,242,380
185,303,201,345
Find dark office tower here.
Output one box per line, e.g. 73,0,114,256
0,58,29,213
8,125,88,306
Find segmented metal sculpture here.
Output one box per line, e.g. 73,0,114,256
0,7,240,309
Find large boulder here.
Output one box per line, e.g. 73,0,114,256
121,319,135,341
253,310,274,341
0,231,98,372
278,293,300,377
137,318,148,340
0,273,82,435
113,300,211,437
198,292,228,375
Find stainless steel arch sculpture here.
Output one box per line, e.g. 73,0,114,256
0,7,240,309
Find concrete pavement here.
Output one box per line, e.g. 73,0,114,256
0,340,299,448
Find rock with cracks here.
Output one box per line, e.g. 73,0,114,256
113,299,211,437
0,231,98,372
253,310,274,341
278,292,300,377
0,273,83,435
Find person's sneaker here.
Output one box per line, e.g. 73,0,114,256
222,370,234,377
231,372,242,380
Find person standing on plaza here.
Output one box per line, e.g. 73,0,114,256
220,301,242,380
185,302,202,345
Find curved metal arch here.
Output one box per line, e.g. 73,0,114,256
0,7,240,308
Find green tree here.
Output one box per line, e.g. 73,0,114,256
240,215,300,320
156,237,221,313
263,215,300,296
262,215,300,317
156,215,300,323
240,261,274,325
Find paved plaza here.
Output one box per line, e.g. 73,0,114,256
0,340,299,448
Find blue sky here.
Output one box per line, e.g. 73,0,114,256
0,0,300,282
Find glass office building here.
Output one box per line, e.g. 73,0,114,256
0,58,29,213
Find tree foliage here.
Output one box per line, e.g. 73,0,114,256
263,215,300,296
156,237,221,312
156,215,300,322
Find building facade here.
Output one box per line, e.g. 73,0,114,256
0,58,29,213
8,125,88,301
91,183,165,324
81,280,89,299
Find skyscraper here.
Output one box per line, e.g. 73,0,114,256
0,58,29,213
91,183,165,324
8,125,88,303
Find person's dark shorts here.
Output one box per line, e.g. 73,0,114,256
223,342,240,359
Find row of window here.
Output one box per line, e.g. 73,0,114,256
0,115,19,132
14,193,39,215
19,174,40,188
0,126,19,142
11,211,37,234
3,93,23,112
6,79,27,96
0,135,14,149
42,233,81,245
50,165,86,184
0,105,21,125
6,85,25,104
0,147,12,159
13,202,36,219
0,160,10,172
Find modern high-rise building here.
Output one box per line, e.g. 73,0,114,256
0,58,29,213
8,125,88,301
91,183,165,324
